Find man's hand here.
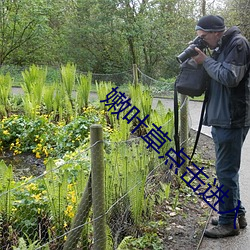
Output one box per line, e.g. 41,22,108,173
192,47,207,64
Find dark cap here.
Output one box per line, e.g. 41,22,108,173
195,15,225,32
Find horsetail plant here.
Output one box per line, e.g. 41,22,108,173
60,63,76,103
43,84,56,114
0,73,12,117
149,100,174,156
96,81,113,111
0,161,14,223
128,83,153,125
96,81,117,127
21,65,47,118
76,72,92,112
43,159,69,233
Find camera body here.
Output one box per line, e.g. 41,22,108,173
176,36,208,63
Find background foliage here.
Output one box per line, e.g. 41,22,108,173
0,0,248,80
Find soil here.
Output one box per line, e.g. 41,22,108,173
0,152,45,180
159,130,216,250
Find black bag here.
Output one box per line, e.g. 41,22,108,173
173,58,209,165
175,58,208,97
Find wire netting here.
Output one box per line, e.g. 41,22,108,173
0,65,192,249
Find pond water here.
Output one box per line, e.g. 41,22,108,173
0,152,45,180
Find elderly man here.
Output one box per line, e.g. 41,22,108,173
192,15,250,238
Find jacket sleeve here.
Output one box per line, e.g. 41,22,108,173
203,37,250,87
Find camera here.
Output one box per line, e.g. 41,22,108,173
176,36,208,64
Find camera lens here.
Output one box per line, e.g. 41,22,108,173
176,44,198,63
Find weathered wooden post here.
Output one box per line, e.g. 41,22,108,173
180,94,189,173
63,175,92,250
133,64,138,86
91,124,106,250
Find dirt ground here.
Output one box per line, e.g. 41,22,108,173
159,130,216,250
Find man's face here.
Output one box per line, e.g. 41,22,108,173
196,30,222,49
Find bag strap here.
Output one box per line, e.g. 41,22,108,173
174,81,180,165
189,90,208,161
174,81,208,164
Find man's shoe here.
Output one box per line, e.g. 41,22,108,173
204,223,240,238
211,215,247,229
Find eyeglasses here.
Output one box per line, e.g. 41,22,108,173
199,32,214,40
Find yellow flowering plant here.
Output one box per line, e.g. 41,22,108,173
0,107,102,158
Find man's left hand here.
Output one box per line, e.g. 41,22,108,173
192,47,207,64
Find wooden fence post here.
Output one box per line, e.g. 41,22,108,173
91,124,106,250
63,175,92,250
133,64,138,86
180,94,189,173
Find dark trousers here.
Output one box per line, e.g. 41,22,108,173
211,126,249,224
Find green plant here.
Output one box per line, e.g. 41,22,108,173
12,177,49,241
42,159,69,247
43,84,56,114
96,81,114,111
96,81,118,128
13,237,40,250
60,62,76,102
128,83,153,125
0,161,15,222
76,72,92,110
0,107,102,158
149,100,174,156
117,233,163,249
105,138,155,240
157,182,171,204
0,73,12,116
21,65,47,118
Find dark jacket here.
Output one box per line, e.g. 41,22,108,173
203,26,250,128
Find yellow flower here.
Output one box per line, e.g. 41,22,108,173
26,183,37,191
65,205,74,218
36,152,41,159
14,149,22,155
42,147,49,157
71,195,76,204
32,193,42,201
3,130,9,135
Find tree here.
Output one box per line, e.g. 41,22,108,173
221,0,250,39
0,0,50,65
66,0,200,78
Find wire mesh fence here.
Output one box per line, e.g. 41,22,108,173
1,64,175,97
0,127,176,249
0,64,192,249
